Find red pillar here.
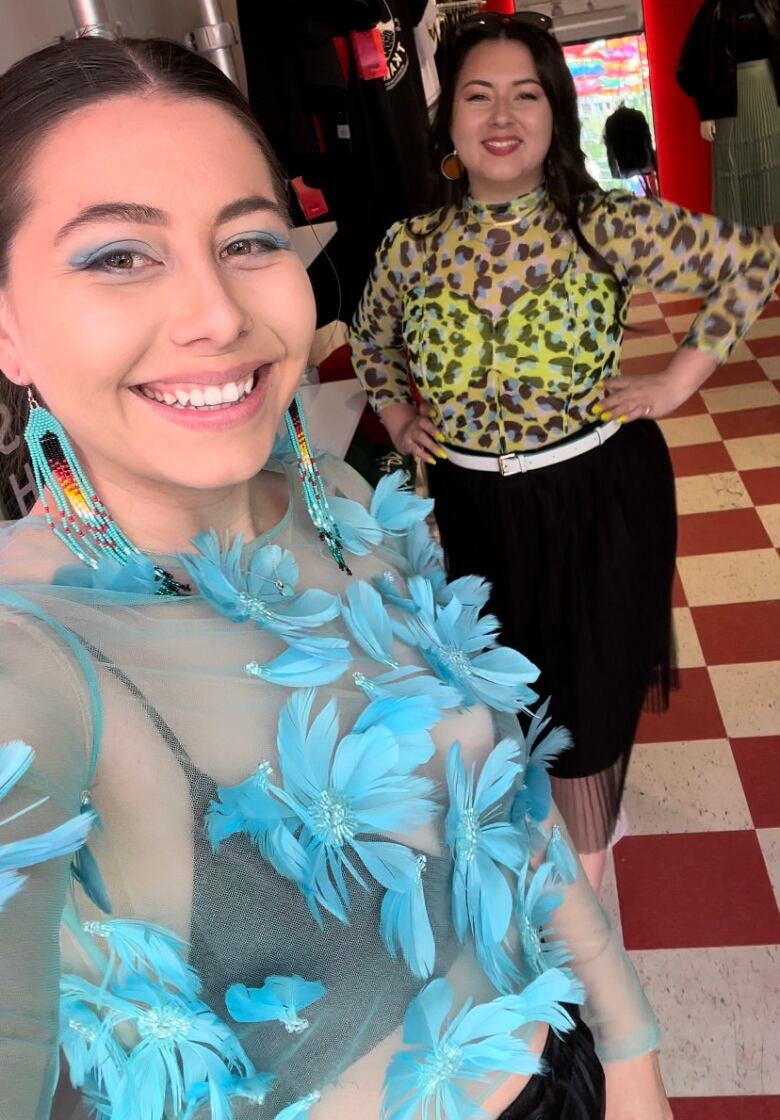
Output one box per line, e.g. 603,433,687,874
643,0,712,213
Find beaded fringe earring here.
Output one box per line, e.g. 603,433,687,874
24,389,189,596
285,394,351,574
23,388,350,592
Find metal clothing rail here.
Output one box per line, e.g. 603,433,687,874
67,0,240,85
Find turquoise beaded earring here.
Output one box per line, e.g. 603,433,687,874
285,394,350,574
23,388,350,591
24,389,189,595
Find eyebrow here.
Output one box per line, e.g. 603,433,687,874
462,78,542,89
54,194,287,245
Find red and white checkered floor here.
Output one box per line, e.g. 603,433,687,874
597,289,780,1119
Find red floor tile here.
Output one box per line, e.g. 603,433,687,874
748,335,780,358
741,467,780,505
731,736,780,828
759,298,780,319
615,831,780,950
673,392,708,418
659,297,702,318
669,442,735,477
706,359,771,389
691,601,780,664
635,666,725,743
621,352,673,376
713,405,780,441
630,291,657,307
671,1097,780,1119
676,508,771,557
672,566,687,607
629,318,673,338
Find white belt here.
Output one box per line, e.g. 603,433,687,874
444,420,621,476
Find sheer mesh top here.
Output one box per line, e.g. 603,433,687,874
0,455,658,1120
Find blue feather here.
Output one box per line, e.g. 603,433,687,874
0,740,33,799
273,1092,322,1120
370,471,434,533
380,855,436,979
341,581,397,666
0,810,95,874
246,641,351,687
82,918,201,998
548,823,579,885
226,976,326,1032
327,495,383,554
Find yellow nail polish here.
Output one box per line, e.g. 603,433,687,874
600,411,612,422
426,455,436,465
595,380,605,390
435,448,449,460
592,403,603,415
435,432,446,444
617,415,627,424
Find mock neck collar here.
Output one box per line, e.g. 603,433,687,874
465,184,548,224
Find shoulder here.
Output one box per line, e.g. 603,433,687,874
375,207,456,265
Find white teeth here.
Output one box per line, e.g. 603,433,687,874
137,370,258,410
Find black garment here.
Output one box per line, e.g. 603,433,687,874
603,106,657,178
734,0,772,59
427,421,677,852
500,1012,605,1120
237,0,432,323
677,0,780,119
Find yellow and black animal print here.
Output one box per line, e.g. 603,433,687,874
351,187,778,454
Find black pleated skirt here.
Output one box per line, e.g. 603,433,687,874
499,1012,605,1120
428,420,677,852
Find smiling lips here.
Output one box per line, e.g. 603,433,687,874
135,373,257,411
482,137,522,156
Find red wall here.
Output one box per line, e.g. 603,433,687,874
643,0,712,212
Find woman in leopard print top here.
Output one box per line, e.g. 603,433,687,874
351,15,780,896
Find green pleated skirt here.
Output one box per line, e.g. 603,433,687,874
713,59,780,226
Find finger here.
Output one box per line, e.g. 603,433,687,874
417,415,444,443
414,430,446,459
418,401,437,419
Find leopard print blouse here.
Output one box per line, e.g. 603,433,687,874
350,186,779,453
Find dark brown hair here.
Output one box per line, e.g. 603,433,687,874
0,36,287,518
425,20,627,307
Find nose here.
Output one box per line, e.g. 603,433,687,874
167,256,252,351
490,93,514,129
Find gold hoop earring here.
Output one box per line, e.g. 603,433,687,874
440,150,465,181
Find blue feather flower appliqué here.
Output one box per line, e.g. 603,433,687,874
53,554,164,596
444,739,529,993
383,970,582,1120
179,532,352,687
510,700,573,853
329,471,433,556
60,971,254,1120
392,577,540,713
0,740,94,913
514,860,572,977
226,975,326,1033
274,691,438,923
212,690,439,977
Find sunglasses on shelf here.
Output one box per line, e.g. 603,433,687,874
459,11,554,35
